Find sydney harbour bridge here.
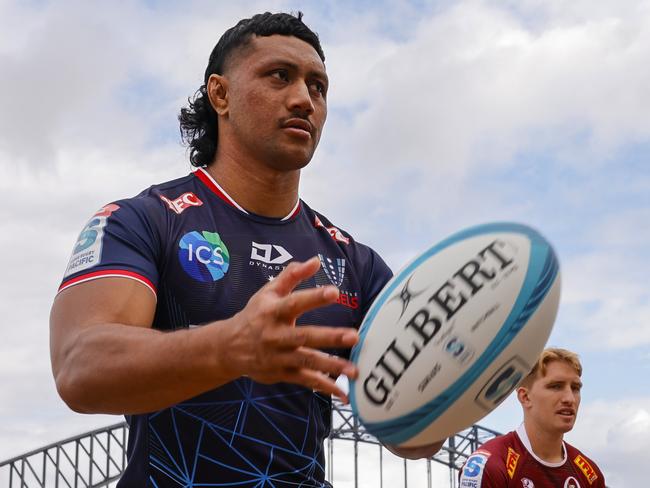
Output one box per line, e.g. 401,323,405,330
0,400,500,488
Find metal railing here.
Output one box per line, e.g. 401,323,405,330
1,401,500,487
327,400,501,488
0,423,127,488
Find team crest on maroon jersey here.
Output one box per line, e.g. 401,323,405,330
564,476,581,488
521,478,534,488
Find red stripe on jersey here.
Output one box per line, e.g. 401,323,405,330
284,200,302,220
195,167,301,220
194,168,239,210
58,270,157,297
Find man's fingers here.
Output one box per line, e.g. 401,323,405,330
268,326,359,350
276,285,339,320
284,370,349,403
267,257,321,296
279,348,358,379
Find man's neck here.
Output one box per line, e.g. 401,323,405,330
523,420,565,463
207,149,300,218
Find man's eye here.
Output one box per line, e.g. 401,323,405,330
310,81,326,96
271,70,289,81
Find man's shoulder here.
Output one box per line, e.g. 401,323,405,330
126,173,197,204
459,432,517,484
565,441,605,485
478,431,518,454
106,173,198,216
300,202,356,247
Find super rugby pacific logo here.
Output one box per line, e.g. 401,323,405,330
362,240,515,406
64,203,120,278
178,231,230,282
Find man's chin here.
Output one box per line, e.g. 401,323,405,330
557,419,576,434
268,150,314,172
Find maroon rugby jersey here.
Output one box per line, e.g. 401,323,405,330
459,424,605,488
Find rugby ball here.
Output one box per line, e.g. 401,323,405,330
349,222,560,447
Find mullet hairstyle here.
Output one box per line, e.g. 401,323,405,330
520,347,583,389
178,11,325,167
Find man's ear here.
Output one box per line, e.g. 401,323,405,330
207,74,229,116
517,386,531,408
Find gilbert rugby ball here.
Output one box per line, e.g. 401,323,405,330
349,222,560,447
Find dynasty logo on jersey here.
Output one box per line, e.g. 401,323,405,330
250,242,292,265
178,231,230,282
64,204,120,278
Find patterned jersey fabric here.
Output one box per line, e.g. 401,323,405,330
59,168,393,487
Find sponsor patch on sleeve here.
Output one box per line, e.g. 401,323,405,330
573,455,598,484
459,450,491,488
505,447,520,479
64,204,120,278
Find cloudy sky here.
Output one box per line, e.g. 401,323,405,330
1,0,648,486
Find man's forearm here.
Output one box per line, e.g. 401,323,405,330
53,320,234,414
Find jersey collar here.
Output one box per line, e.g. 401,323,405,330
516,423,567,468
194,167,301,221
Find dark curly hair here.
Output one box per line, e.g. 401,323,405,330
178,12,325,167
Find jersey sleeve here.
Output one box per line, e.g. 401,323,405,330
459,449,509,488
58,199,161,297
359,246,392,317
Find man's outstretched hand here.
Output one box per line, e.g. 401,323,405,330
218,256,359,402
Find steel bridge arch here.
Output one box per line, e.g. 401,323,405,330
1,400,500,488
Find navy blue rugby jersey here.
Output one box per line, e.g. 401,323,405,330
59,167,392,488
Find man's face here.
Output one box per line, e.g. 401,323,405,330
524,360,583,435
214,34,328,171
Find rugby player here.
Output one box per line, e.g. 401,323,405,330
50,12,442,487
459,348,606,487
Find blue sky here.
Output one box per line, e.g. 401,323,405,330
0,0,648,486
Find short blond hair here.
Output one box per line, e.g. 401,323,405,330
520,348,582,389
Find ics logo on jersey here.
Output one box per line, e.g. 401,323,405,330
178,231,230,282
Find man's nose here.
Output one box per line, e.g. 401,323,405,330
287,81,315,115
561,386,576,404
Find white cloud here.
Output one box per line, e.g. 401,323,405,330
567,397,650,487
0,2,649,487
558,207,650,349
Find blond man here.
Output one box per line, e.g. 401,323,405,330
459,348,606,487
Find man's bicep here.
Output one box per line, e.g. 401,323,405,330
50,278,156,370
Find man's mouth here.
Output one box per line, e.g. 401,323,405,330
282,118,313,136
556,408,575,417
